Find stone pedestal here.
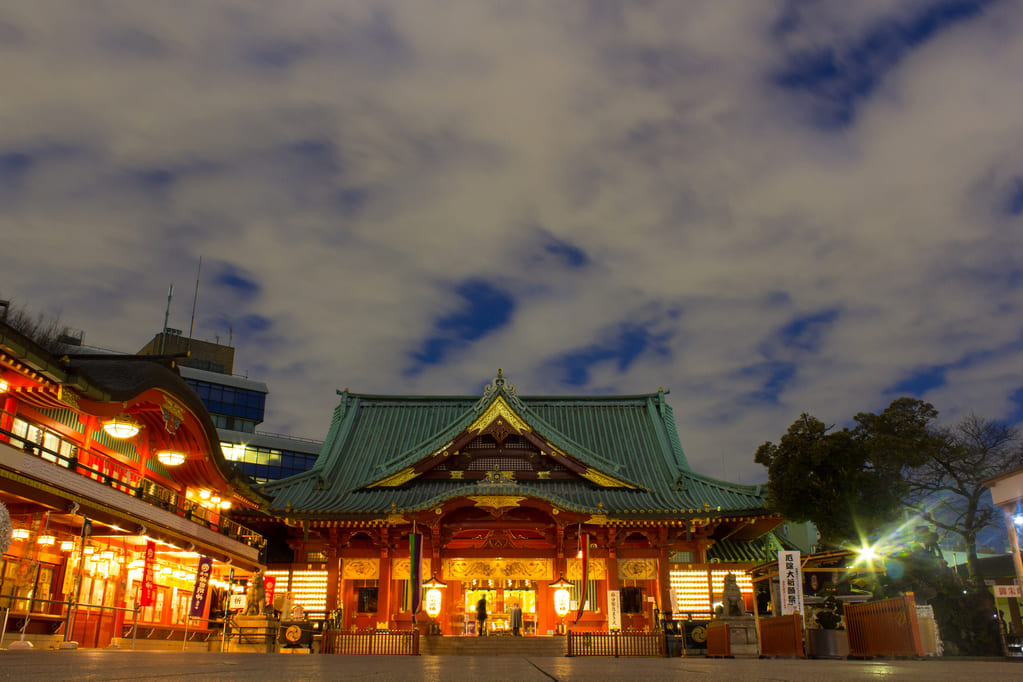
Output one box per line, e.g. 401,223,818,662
231,615,277,653
718,616,758,656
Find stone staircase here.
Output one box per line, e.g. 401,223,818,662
420,635,567,656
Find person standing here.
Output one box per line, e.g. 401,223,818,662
476,597,487,636
510,602,523,636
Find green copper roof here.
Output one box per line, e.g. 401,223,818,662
260,378,767,518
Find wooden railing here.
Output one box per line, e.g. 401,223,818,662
844,594,923,658
566,631,666,657
0,411,264,551
321,629,420,655
758,614,804,658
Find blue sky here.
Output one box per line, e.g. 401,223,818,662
3,0,1023,483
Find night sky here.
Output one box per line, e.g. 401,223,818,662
4,1,1022,484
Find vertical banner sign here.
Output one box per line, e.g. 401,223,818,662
409,533,424,614
778,550,803,616
607,590,622,631
188,556,213,617
575,532,589,624
264,575,276,610
140,540,157,607
14,512,43,588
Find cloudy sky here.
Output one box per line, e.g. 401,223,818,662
4,0,1023,483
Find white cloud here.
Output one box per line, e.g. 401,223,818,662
3,1,1023,484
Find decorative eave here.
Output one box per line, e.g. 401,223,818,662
362,377,642,491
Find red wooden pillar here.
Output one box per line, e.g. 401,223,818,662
378,545,391,628
0,394,16,442
326,544,340,611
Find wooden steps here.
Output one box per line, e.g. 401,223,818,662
420,635,567,656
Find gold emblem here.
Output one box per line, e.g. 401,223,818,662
467,396,530,435
468,495,525,510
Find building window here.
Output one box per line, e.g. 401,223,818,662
621,586,644,614
357,587,378,613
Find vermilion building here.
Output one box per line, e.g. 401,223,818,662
0,321,265,649
250,371,784,635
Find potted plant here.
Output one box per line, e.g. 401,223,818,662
807,586,849,659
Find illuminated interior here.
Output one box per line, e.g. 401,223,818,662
669,569,754,618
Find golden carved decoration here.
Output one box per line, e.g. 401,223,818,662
468,495,525,510
391,558,432,580
581,467,636,489
162,396,185,421
567,558,607,580
367,467,417,488
434,507,443,515
467,396,530,435
587,514,609,526
618,558,658,580
58,387,79,409
443,558,552,581
537,471,551,480
385,514,406,525
342,558,380,579
449,471,463,479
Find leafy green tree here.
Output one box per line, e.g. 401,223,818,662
755,398,943,546
906,413,1023,579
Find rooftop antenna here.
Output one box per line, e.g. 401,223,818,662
187,256,202,352
160,284,173,354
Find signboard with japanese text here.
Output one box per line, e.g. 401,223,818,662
995,585,1022,599
778,550,804,616
140,540,156,607
188,556,213,617
264,574,276,609
607,590,621,630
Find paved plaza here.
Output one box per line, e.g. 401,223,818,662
0,651,1022,682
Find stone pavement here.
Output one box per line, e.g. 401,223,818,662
1,651,1021,681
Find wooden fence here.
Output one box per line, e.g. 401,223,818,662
844,594,923,658
706,622,732,658
321,629,420,655
567,631,666,657
758,614,804,658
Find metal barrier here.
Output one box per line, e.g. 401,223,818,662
758,614,804,658
844,594,924,658
321,628,420,655
706,621,731,658
0,594,140,649
566,630,666,657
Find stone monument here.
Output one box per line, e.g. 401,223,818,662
714,572,758,656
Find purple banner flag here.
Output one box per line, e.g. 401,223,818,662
189,556,213,618
409,533,424,614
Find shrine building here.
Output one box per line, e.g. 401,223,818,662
248,371,786,635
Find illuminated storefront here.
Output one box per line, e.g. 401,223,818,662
251,371,783,635
0,321,265,648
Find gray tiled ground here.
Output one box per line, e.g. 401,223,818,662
0,651,1021,681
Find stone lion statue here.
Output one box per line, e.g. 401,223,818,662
722,572,744,617
244,568,266,616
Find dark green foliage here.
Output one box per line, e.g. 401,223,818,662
813,584,844,630
755,398,943,546
872,549,1002,656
